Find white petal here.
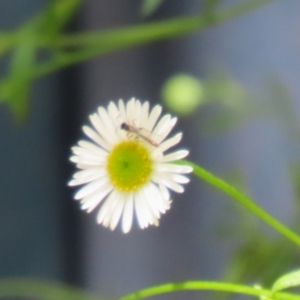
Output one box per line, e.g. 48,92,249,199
72,144,106,159
158,133,182,152
126,98,136,122
122,194,134,233
152,115,176,144
131,99,142,126
82,126,111,151
78,140,107,155
139,101,150,128
68,170,105,186
98,107,119,141
97,190,120,225
70,155,105,165
152,114,170,134
156,163,193,174
162,179,184,193
134,193,148,228
80,181,111,205
72,168,105,180
161,150,189,162
153,218,159,226
108,101,120,119
102,191,123,228
145,104,162,132
155,117,177,144
70,153,104,164
170,174,190,184
74,178,109,200
90,114,117,145
139,187,160,226
143,191,161,219
108,102,122,134
159,183,170,201
151,172,184,193
118,99,126,122
76,163,97,170
147,182,170,213
109,193,125,230
81,183,113,212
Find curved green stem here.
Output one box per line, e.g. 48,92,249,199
184,160,300,247
119,281,298,300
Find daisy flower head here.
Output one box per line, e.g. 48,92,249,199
68,97,193,233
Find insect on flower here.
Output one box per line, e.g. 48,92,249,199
68,98,193,233
120,122,159,147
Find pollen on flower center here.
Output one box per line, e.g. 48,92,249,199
106,140,153,192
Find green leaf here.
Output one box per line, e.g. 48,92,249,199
0,0,82,121
2,22,38,121
140,0,164,17
0,31,17,57
40,0,82,38
272,269,300,293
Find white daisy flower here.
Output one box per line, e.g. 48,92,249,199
68,97,193,233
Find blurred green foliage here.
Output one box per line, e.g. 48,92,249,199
0,278,104,300
2,0,300,299
272,269,300,294
161,72,248,130
0,0,81,121
162,71,300,300
0,0,273,121
161,74,205,115
139,0,164,17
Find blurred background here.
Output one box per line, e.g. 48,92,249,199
1,0,300,299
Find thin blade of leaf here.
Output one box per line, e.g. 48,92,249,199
4,22,38,121
140,0,164,17
40,0,82,38
272,269,300,292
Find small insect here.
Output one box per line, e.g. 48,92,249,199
120,122,159,147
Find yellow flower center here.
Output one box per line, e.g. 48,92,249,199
106,141,153,192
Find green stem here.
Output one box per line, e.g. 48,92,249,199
184,161,300,247
32,0,276,78
55,0,275,48
119,281,298,300
0,31,18,57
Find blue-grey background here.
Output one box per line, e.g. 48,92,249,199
1,0,300,299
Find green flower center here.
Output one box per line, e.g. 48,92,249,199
106,141,153,192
